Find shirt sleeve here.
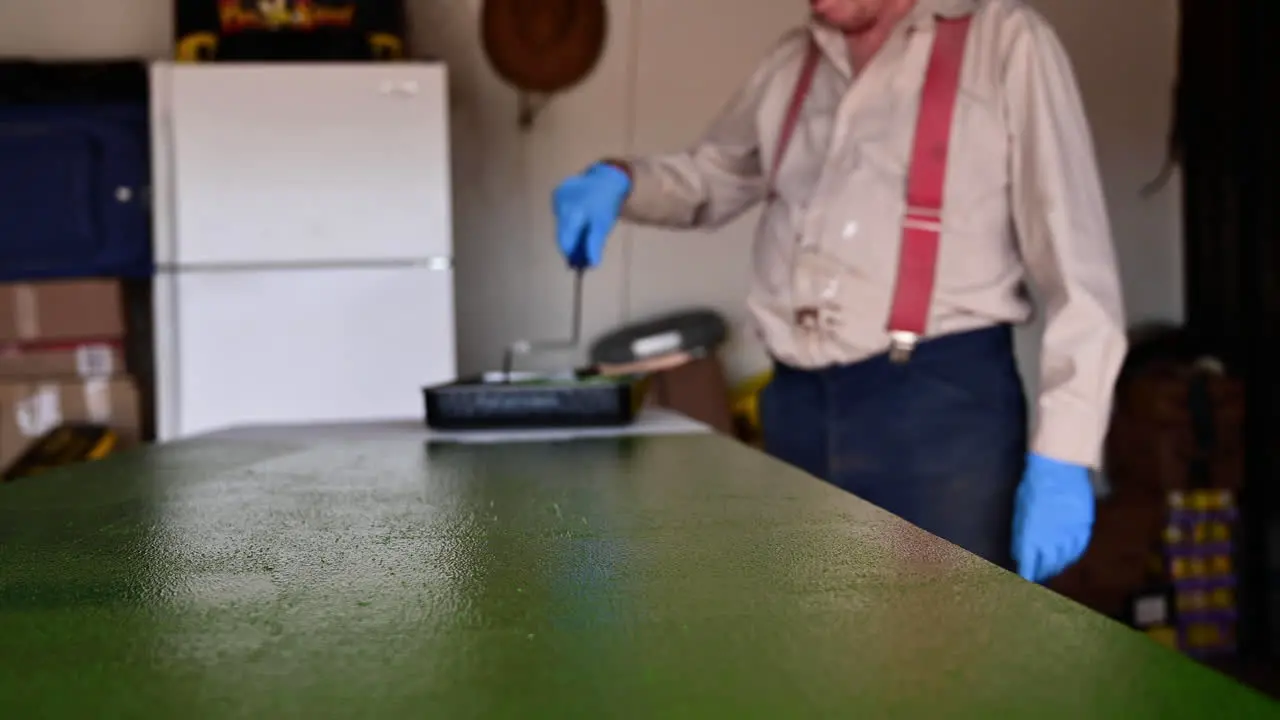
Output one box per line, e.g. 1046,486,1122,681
618,33,807,229
1004,13,1128,469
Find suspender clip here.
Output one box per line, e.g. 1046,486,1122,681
888,331,919,364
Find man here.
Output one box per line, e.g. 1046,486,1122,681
551,0,1126,584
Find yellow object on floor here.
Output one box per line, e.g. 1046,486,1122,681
730,370,773,436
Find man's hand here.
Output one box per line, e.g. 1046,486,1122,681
1011,453,1095,583
551,162,631,268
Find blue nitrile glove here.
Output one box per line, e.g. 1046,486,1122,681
1012,453,1096,583
552,162,631,269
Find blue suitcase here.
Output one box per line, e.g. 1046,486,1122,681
0,104,152,282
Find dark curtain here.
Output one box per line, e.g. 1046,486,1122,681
1179,0,1280,658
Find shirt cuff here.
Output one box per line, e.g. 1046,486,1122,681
1030,402,1106,469
615,157,686,226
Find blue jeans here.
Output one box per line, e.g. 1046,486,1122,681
760,326,1027,569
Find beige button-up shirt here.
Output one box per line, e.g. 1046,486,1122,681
617,0,1126,468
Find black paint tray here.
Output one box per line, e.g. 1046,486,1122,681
423,370,643,430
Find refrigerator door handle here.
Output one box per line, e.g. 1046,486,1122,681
379,79,421,96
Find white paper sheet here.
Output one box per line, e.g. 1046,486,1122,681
202,408,710,444
424,408,710,444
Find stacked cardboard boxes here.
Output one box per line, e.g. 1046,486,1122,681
0,279,141,475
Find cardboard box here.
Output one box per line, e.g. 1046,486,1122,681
0,376,141,472
642,355,735,435
0,279,126,344
0,341,127,381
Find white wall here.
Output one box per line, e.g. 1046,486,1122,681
0,0,1181,387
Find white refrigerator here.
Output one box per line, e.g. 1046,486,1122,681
149,62,456,441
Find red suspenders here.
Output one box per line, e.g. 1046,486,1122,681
886,17,972,361
767,39,822,198
769,18,973,363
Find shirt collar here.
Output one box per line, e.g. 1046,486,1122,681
910,0,981,24
808,0,979,76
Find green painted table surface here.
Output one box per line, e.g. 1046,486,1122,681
0,431,1274,718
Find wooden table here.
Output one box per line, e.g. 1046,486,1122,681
0,425,1274,717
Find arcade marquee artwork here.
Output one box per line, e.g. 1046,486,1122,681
175,0,407,61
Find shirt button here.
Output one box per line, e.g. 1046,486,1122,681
822,280,839,298
842,221,859,238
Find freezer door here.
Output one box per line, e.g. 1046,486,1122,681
153,264,455,440
155,62,452,266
